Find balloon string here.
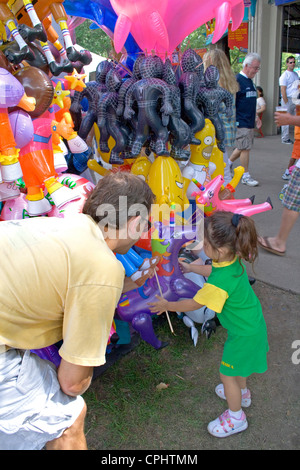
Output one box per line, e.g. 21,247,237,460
154,270,175,336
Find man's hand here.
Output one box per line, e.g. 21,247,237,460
274,111,293,127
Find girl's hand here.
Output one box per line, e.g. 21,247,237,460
178,258,191,273
148,295,169,315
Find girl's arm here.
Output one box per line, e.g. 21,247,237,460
179,259,212,277
148,295,203,315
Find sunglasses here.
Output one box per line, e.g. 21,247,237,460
289,61,295,64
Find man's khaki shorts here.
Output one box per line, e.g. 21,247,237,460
0,349,85,450
235,128,254,150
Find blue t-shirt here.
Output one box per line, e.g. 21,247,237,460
236,73,257,129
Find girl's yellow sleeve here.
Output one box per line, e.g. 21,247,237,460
193,283,228,313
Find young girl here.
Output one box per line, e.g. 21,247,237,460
149,211,269,438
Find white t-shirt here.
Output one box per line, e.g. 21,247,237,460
256,97,266,112
279,70,299,98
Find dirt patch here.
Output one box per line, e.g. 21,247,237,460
85,281,300,450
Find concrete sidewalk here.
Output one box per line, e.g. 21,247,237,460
231,133,300,294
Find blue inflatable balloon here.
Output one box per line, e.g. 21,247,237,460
64,0,142,69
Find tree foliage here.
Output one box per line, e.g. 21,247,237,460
75,20,112,57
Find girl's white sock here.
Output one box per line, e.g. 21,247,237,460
229,409,243,419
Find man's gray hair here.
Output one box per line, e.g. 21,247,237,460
243,52,261,68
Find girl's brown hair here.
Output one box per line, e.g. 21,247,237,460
204,211,258,266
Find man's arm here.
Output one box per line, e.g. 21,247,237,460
57,359,93,397
280,85,288,105
274,111,300,127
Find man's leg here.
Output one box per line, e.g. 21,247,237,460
46,401,88,450
229,147,241,163
260,208,299,253
239,149,250,173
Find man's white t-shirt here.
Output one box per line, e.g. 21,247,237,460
279,70,299,98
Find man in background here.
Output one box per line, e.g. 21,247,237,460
279,55,299,146
229,52,261,187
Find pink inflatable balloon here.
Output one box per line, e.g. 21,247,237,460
110,0,169,53
158,0,245,54
192,175,273,217
0,193,28,221
117,0,244,55
53,173,95,217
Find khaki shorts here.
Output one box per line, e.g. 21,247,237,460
0,349,85,450
235,128,254,150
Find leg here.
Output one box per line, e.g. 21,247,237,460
288,157,296,168
229,147,241,164
220,373,242,412
46,401,87,450
259,167,300,253
270,208,299,252
236,376,247,390
208,373,248,437
239,149,250,173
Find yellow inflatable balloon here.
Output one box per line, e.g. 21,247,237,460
210,144,225,180
131,156,152,180
146,156,190,225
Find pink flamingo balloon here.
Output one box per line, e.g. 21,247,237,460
110,0,169,53
192,175,273,217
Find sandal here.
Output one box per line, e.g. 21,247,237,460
257,237,286,256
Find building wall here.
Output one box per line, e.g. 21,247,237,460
248,1,283,135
